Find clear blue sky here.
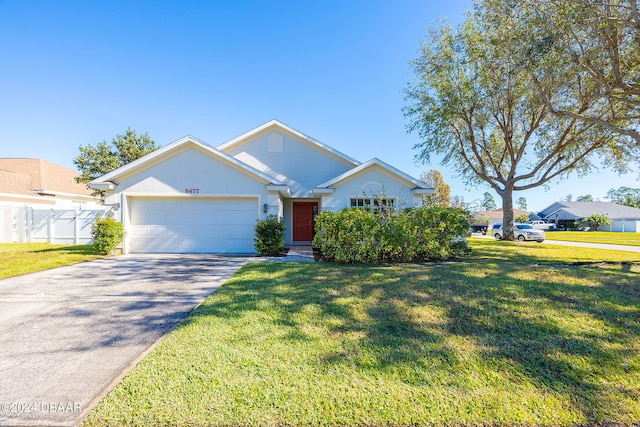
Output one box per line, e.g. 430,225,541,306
0,0,636,212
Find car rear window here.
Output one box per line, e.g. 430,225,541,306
517,224,533,229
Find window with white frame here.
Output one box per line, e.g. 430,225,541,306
350,197,396,213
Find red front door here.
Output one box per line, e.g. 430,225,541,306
293,202,317,242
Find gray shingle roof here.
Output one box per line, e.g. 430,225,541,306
540,201,640,220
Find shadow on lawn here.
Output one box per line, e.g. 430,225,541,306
34,244,103,255
182,250,640,422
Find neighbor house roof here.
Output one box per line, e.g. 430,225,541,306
476,208,530,220
0,158,94,198
540,201,640,220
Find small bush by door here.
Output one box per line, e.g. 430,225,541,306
254,215,286,256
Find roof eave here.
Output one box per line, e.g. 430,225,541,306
312,187,335,195
412,188,434,195
88,182,117,190
266,184,291,197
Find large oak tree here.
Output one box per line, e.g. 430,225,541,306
404,9,634,239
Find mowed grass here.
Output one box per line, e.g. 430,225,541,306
0,243,106,279
84,240,640,426
545,231,640,246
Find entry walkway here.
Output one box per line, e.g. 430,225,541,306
282,244,316,262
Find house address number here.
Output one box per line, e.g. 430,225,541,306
185,188,199,194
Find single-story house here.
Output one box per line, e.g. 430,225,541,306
89,120,434,254
0,159,104,242
538,201,640,232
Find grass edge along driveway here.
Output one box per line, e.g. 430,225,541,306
0,243,106,280
84,240,640,427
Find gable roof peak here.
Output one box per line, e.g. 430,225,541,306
315,157,432,191
89,134,286,187
217,120,360,166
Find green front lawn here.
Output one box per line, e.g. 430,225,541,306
0,243,106,279
545,231,640,246
84,240,640,426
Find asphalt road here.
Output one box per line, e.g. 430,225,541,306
473,233,640,253
0,254,249,426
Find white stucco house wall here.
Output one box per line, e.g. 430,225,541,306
89,120,434,254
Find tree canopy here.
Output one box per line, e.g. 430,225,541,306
516,196,528,211
607,186,640,207
74,127,159,198
488,0,640,146
420,169,451,207
482,192,497,211
576,194,595,202
404,1,636,239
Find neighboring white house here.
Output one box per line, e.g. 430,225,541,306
0,158,104,243
90,120,434,254
538,201,640,232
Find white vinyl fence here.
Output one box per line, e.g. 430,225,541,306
0,206,112,244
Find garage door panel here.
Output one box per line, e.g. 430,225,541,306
232,211,260,224
129,198,258,253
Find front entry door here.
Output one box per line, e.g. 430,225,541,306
293,202,318,242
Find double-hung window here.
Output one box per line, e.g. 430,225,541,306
350,197,396,213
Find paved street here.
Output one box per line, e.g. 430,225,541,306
473,234,640,253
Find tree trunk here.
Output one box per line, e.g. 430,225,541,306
500,185,515,240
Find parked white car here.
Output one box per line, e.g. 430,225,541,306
493,223,546,242
527,220,557,231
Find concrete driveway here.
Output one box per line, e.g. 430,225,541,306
0,254,249,426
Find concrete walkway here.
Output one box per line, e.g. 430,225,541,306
281,244,316,262
0,255,249,426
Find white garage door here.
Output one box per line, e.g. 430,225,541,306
129,197,258,253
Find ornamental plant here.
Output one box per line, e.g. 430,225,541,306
313,206,472,263
254,215,285,256
585,213,611,231
91,214,125,254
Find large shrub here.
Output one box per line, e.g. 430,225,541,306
254,215,285,255
91,214,125,254
313,206,472,263
584,213,611,231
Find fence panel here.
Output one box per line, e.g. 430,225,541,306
31,210,51,243
1,207,110,243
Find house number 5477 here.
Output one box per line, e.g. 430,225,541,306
185,188,199,194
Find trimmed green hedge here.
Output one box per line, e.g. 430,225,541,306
313,206,472,263
254,215,286,255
